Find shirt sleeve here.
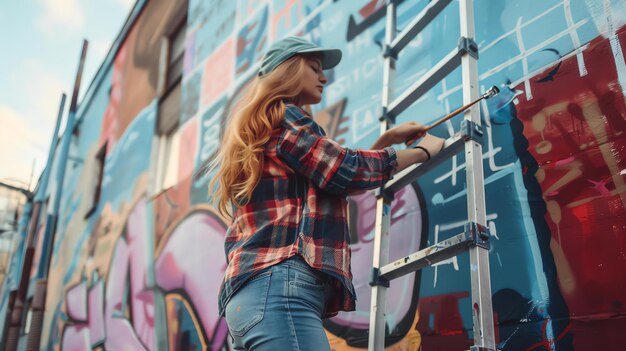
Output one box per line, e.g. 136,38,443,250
276,110,398,195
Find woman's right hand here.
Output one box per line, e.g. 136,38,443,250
394,133,446,172
415,134,445,159
376,122,428,148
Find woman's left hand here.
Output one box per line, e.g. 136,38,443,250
384,122,428,146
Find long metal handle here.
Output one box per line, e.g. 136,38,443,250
425,85,499,131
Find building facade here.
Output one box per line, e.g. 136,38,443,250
2,0,626,350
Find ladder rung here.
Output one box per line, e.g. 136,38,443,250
383,134,464,194
377,120,483,198
379,228,477,282
387,47,464,120
390,0,454,55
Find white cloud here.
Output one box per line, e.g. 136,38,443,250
0,59,67,185
115,0,136,9
18,59,67,126
0,105,49,185
39,0,85,31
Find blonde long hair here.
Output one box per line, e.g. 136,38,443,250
207,55,310,219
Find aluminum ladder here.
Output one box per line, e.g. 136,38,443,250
367,0,496,350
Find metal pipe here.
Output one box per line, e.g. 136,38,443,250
1,92,66,351
0,182,34,201
26,39,88,351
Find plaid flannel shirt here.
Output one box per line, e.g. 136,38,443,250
218,103,398,318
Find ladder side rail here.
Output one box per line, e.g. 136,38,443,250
369,2,397,351
368,195,393,351
380,4,396,123
459,0,496,349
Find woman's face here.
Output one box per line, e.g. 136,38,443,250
296,57,327,106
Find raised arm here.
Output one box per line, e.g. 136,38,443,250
276,120,398,194
371,122,445,172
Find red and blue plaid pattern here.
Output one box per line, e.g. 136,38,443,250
218,103,398,318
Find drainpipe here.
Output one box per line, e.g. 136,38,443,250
1,89,65,351
3,189,41,351
0,185,32,349
25,39,88,351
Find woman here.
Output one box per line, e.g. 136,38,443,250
209,36,444,350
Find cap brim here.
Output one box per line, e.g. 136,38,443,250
299,48,342,70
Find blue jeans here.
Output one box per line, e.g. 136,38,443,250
224,256,334,350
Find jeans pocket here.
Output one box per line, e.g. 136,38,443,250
225,271,272,337
289,266,326,290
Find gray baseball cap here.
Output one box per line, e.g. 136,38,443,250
258,36,342,76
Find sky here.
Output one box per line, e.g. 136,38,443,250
0,0,135,190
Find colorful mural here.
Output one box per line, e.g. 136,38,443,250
7,0,626,350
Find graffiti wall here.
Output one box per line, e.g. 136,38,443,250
25,0,626,350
